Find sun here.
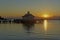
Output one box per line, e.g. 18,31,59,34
42,14,49,18
43,14,49,17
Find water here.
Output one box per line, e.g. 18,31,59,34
0,20,60,40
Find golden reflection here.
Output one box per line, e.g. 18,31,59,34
44,20,48,32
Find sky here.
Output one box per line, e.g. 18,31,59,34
0,0,60,17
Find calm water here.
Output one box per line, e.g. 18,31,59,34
0,20,60,40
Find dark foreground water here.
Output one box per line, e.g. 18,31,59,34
0,20,60,40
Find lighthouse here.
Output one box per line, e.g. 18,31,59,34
22,11,36,23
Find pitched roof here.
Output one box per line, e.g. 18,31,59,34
23,11,34,17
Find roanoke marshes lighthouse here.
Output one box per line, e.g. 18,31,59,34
22,11,36,23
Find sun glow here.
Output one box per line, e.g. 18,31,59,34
43,14,49,18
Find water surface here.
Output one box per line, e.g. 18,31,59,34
0,20,60,40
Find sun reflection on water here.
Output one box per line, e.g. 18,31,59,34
44,20,48,32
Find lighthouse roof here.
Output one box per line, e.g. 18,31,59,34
23,11,34,17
